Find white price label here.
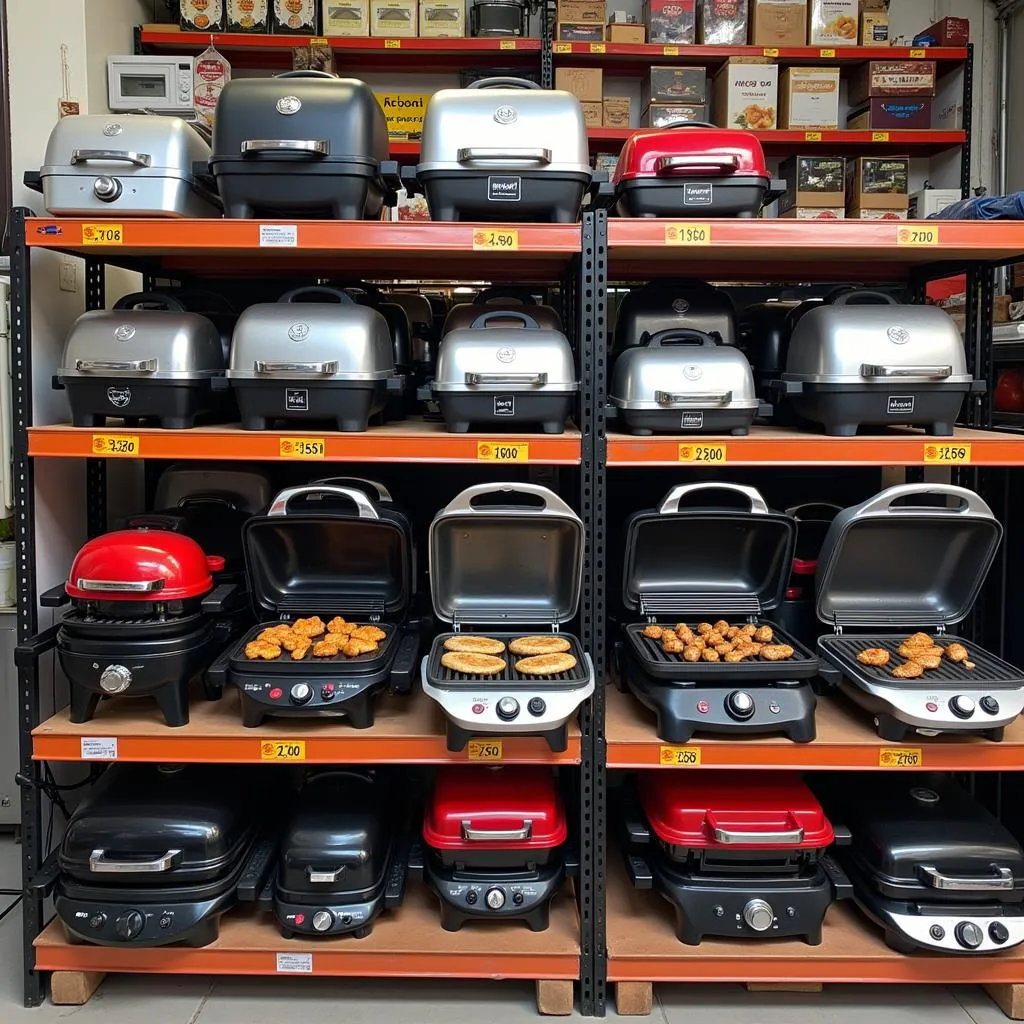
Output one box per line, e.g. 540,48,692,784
80,737,118,760
259,224,298,248
276,952,313,973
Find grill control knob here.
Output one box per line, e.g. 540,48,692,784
114,910,144,941
89,913,107,930
485,887,506,910
955,921,984,950
990,921,1010,945
528,697,547,717
93,175,122,202
742,899,774,932
290,682,313,705
950,695,976,720
312,910,334,933
497,697,520,721
726,691,756,721
99,664,132,694
980,696,1001,716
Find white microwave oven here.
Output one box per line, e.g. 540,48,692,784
107,55,195,114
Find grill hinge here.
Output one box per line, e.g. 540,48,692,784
832,613,843,637
452,613,461,633
936,624,947,635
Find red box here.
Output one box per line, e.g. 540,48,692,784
847,97,932,131
918,16,969,46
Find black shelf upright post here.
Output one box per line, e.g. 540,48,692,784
84,259,107,536
961,44,974,199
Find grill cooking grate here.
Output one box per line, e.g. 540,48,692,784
426,633,590,689
229,620,397,671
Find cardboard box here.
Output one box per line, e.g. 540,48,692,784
847,206,909,219
594,152,619,175
751,0,807,47
419,0,464,36
934,71,964,130
917,16,969,46
227,0,270,31
323,0,370,35
809,0,858,45
580,101,603,127
557,0,605,21
777,154,845,213
699,0,749,45
555,67,603,102
712,57,778,130
779,67,840,129
642,103,707,126
607,22,645,41
557,20,605,39
644,0,695,43
860,11,888,45
642,66,707,106
273,0,318,33
780,207,845,219
908,188,961,219
370,0,417,35
847,96,932,131
603,96,631,127
848,60,937,106
847,155,909,209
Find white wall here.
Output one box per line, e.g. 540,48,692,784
1007,6,1024,191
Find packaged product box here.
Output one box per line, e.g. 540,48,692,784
751,0,807,47
580,101,603,127
182,0,226,30
847,155,910,209
594,152,619,175
933,71,964,130
847,97,932,131
322,0,369,34
228,0,269,30
607,22,646,41
642,66,707,106
555,67,603,102
642,103,708,126
777,154,845,213
712,57,778,130
371,0,417,35
848,60,937,106
809,0,858,45
847,206,909,220
644,0,696,43
558,0,605,21
603,96,631,127
272,0,318,32
699,0,749,45
860,11,888,45
557,20,605,39
908,188,962,219
916,16,969,47
779,67,840,130
780,207,845,219
420,0,464,36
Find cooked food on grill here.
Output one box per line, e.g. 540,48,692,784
715,643,733,656
675,624,694,644
904,632,934,649
892,660,925,680
292,616,326,638
509,636,573,656
760,644,795,661
643,619,798,662
754,625,773,643
342,638,379,657
443,635,507,655
327,616,348,634
258,625,292,644
945,642,970,664
910,652,942,670
351,625,387,643
245,640,282,660
740,624,757,636
515,652,578,675
965,660,976,670
706,631,725,646
697,622,713,635
857,648,890,667
701,648,720,662
643,624,665,640
291,642,311,661
313,637,342,657
244,618,388,660
661,635,687,654
713,620,730,635
280,632,310,652
899,641,943,659
724,651,745,663
683,646,701,662
441,651,507,675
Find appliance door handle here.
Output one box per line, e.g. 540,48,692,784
75,577,166,593
655,390,731,406
711,826,805,845
465,372,548,385
267,484,379,520
254,360,339,375
307,867,345,883
655,154,738,175
461,819,533,841
70,149,152,167
456,147,551,165
860,364,952,379
240,139,330,156
441,482,576,519
919,864,1014,891
89,848,182,873
658,482,769,516
75,358,157,373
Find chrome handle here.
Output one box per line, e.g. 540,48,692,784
658,483,769,516
267,484,379,520
712,826,805,845
464,372,548,385
89,848,181,873
919,864,1013,891
311,477,393,502
456,147,552,164
655,390,731,406
860,364,952,379
461,819,532,841
307,867,345,883
70,149,152,167
253,360,339,375
240,139,330,155
853,483,994,520
75,359,157,373
75,577,165,593
441,483,577,519
655,154,738,173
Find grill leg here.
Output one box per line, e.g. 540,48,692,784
153,682,190,728
544,724,568,753
446,723,471,752
68,687,101,725
344,697,375,730
874,714,910,742
240,694,266,729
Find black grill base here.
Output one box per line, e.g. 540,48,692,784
418,171,589,224
229,378,387,433
237,681,383,729
613,177,771,219
614,406,757,437
63,378,226,430
446,719,568,754
434,390,574,435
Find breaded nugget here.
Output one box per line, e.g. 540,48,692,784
691,637,706,650
258,625,292,643
904,632,934,649
441,651,506,675
857,648,890,667
697,622,713,635
351,625,386,643
675,625,695,644
327,616,348,634
342,638,379,657
706,631,725,646
724,651,745,663
726,627,742,640
911,652,942,670
741,624,757,636
245,640,281,660
661,635,687,654
754,625,773,643
290,642,311,661
515,652,577,674
760,644,795,661
734,644,758,659
701,648,720,662
713,620,730,635
444,636,506,655
280,632,311,652
683,646,702,662
292,616,326,638
509,636,572,656
715,643,733,656
892,660,924,679
642,624,664,640
945,642,969,664
312,638,342,658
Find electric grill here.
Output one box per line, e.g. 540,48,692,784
617,483,818,743
613,279,737,353
623,772,851,945
442,288,564,335
153,463,272,515
815,483,1024,742
420,483,595,752
207,483,420,728
818,774,1024,954
414,766,573,931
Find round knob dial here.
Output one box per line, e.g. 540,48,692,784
990,921,1010,945
496,697,520,721
950,695,976,719
312,910,334,933
93,175,122,201
955,920,984,949
99,664,132,694
290,682,313,705
485,887,506,910
527,697,547,717
114,910,144,940
726,691,756,721
742,899,774,932
980,695,1001,716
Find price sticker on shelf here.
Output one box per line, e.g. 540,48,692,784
92,434,139,458
804,131,823,142
279,437,325,459
910,48,927,58
309,36,329,46
762,47,779,57
473,228,519,250
500,39,517,49
659,745,701,767
261,740,306,762
553,41,572,52
664,222,711,245
924,442,971,464
259,224,298,248
590,42,606,53
276,953,313,974
872,131,891,143
80,737,118,760
819,48,836,57
878,747,923,768
82,223,123,245
477,441,529,463
678,443,727,465
384,38,401,47
898,224,940,246
663,45,680,55
468,739,503,761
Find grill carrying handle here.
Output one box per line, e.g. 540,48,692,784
75,577,166,593
918,864,1014,891
267,484,380,520
785,502,842,520
860,364,952,379
465,372,548,385
40,583,70,608
851,482,994,520
240,139,330,156
456,147,551,165
822,855,854,901
442,482,576,519
467,76,542,89
469,310,540,330
75,359,157,373
237,835,280,903
831,289,899,306
655,390,731,406
389,631,421,696
658,482,769,516
112,291,187,312
89,848,182,873
641,328,718,349
253,360,339,374
278,286,355,305
311,476,393,502
70,149,152,167
624,852,654,891
307,866,345,883
709,824,805,845
655,154,738,176
461,819,532,841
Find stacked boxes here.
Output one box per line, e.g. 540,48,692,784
557,0,606,40
750,0,807,46
556,67,603,126
846,155,910,219
642,66,707,128
778,154,846,218
847,60,937,131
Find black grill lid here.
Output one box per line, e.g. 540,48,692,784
622,483,795,618
243,484,413,620
815,484,1002,630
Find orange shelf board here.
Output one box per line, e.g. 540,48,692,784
33,688,582,765
554,42,968,65
34,885,580,979
590,129,965,154
606,861,1024,984
604,685,1024,771
27,422,583,466
606,426,1024,467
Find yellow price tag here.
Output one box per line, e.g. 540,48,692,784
878,747,922,768
804,131,823,142
477,441,529,462
91,434,139,457
278,437,325,459
468,739,503,761
678,443,727,465
663,45,680,55
590,42,606,53
384,38,401,47
659,745,701,767
472,227,519,250
553,41,572,52
309,36,329,46
500,39,516,49
664,222,711,245
924,442,971,464
819,48,836,57
898,225,940,246
82,223,123,245
910,48,927,58
872,131,891,142
762,47,779,57
261,740,306,762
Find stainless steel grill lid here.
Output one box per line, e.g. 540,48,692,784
815,483,1002,631
610,330,759,411
622,483,795,618
442,288,563,334
227,286,395,381
433,311,578,393
783,291,972,385
429,483,583,626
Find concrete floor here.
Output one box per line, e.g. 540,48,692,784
0,836,1012,1023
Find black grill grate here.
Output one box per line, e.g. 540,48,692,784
426,632,590,689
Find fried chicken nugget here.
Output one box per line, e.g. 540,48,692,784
945,642,969,664
706,631,725,646
245,640,281,660
715,643,733,656
291,642,311,661
892,660,924,679
857,648,890,667
675,625,695,644
713,620,730,635
740,624,757,636
965,661,976,670
690,637,706,650
697,622,713,635
899,642,943,660
643,624,665,640
293,616,326,638
726,627,742,640
280,632,311,652
683,646,702,662
313,638,342,657
258,625,292,643
351,625,386,642
754,626,773,643
724,651,745,663
911,652,942,670
661,635,687,654
734,644,758,659
904,632,934,649
760,644,795,661
327,616,348,634
701,648,720,662
343,638,379,657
